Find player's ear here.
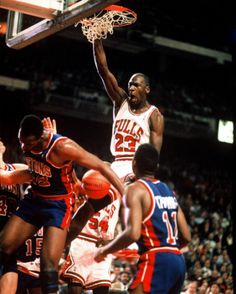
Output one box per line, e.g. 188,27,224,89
145,85,150,95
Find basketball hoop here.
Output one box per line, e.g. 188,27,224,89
75,5,137,43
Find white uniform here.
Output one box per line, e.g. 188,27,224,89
61,187,120,290
110,100,158,179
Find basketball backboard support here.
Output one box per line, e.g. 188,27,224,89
0,0,64,19
4,0,120,49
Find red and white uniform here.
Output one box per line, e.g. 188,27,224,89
110,100,158,179
61,187,120,290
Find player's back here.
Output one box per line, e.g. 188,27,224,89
136,178,180,255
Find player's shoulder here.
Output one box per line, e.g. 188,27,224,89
126,180,147,196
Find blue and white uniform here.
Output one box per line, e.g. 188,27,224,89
14,133,75,229
130,178,186,294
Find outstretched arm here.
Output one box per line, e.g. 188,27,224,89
93,39,128,108
94,183,144,261
52,139,124,197
0,168,32,185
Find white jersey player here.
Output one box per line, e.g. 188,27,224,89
111,100,159,179
61,186,121,294
93,39,164,181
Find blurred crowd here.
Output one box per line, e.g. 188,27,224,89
0,36,232,121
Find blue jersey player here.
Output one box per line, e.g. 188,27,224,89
0,114,124,294
95,143,191,294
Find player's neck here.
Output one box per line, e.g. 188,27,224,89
130,102,149,113
137,172,154,179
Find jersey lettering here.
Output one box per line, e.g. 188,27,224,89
88,212,109,233
115,133,136,153
33,175,50,187
25,237,43,256
162,211,178,245
0,196,7,216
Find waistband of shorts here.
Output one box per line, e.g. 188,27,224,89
30,190,74,201
115,154,134,161
77,232,100,243
141,246,181,257
17,264,40,278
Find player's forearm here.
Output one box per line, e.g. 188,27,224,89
101,229,134,256
93,39,109,75
0,169,32,185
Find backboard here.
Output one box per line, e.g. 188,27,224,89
1,0,120,49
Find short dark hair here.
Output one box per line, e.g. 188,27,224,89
134,144,159,174
19,114,43,139
136,73,150,86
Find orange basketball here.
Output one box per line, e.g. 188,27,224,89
81,169,111,199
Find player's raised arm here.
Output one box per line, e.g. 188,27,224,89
94,182,144,262
93,39,128,107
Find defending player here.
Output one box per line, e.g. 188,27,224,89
61,183,122,294
95,144,191,293
0,114,124,294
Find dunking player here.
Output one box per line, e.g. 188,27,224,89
61,182,122,294
95,144,191,294
0,114,123,294
0,139,28,294
93,39,164,180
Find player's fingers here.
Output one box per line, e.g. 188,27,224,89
52,119,57,133
42,118,48,128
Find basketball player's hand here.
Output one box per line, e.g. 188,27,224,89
94,247,107,262
123,173,136,186
42,117,57,133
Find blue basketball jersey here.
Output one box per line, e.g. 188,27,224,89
136,177,180,255
24,133,74,197
129,178,186,294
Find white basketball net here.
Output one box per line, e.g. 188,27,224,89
75,8,137,43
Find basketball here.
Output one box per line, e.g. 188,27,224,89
81,169,111,199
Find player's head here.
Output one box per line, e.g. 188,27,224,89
128,73,150,107
133,144,159,177
18,114,44,152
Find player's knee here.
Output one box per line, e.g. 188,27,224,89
40,269,58,293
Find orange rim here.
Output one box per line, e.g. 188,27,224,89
104,4,137,18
